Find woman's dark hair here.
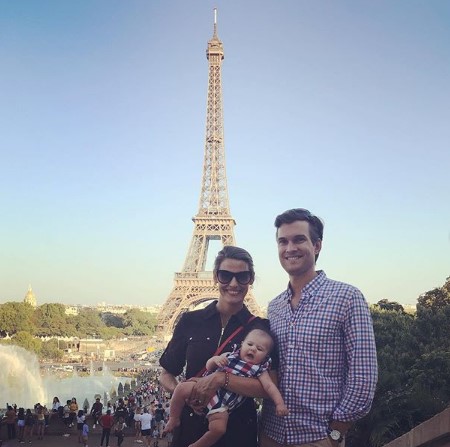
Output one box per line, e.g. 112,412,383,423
213,245,255,278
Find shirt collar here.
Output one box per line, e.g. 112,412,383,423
203,300,251,325
285,270,327,301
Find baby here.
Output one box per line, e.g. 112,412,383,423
164,328,288,447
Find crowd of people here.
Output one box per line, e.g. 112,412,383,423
1,369,173,447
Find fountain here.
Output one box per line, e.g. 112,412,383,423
0,345,130,409
1,345,46,408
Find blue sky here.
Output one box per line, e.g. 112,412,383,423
1,1,449,308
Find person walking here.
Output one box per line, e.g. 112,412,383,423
99,409,114,447
90,397,103,429
140,407,153,447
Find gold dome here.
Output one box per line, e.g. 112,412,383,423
24,285,37,307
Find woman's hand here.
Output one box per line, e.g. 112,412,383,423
187,373,224,412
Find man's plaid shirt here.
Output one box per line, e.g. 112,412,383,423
261,271,378,445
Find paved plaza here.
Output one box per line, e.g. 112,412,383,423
0,418,170,447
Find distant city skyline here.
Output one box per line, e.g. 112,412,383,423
1,1,449,307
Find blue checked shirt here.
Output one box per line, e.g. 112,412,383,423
261,271,378,445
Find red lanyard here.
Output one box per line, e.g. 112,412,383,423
195,315,256,377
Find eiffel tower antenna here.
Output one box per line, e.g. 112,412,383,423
158,9,261,337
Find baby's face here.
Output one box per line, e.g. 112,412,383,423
240,330,271,364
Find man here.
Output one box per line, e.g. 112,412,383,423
154,403,165,438
260,208,378,447
90,397,103,428
140,407,153,447
99,409,114,447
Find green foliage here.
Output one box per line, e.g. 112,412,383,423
349,275,450,447
0,301,158,341
122,309,157,336
71,308,104,336
40,338,64,360
12,331,42,354
417,276,450,310
97,326,122,340
0,302,36,335
102,312,125,328
375,299,405,313
34,303,73,336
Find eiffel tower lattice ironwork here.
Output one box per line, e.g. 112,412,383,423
158,9,261,336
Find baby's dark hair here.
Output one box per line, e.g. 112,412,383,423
241,324,276,354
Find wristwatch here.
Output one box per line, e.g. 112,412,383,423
328,428,344,443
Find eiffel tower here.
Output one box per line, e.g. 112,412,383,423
158,9,261,337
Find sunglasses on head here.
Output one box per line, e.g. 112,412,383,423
216,270,253,285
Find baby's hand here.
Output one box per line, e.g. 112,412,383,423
215,357,229,368
275,404,289,417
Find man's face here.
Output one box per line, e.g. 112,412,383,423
277,220,321,278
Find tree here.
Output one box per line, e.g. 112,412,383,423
417,277,450,310
408,350,450,405
34,303,72,336
350,277,450,446
122,309,157,336
41,338,63,361
376,299,405,313
349,307,416,447
413,305,450,352
71,308,104,336
12,331,42,354
0,302,36,335
101,312,124,328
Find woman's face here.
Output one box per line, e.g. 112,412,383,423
214,258,253,308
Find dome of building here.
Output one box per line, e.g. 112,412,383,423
24,285,37,307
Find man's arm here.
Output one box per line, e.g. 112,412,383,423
332,290,378,424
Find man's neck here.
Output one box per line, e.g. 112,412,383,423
289,270,318,295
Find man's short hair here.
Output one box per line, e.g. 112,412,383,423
274,208,324,244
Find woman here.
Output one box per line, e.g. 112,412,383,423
69,397,78,428
24,408,35,442
35,405,46,440
50,397,61,421
17,407,26,443
159,246,273,447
